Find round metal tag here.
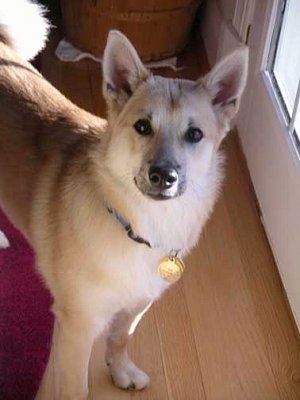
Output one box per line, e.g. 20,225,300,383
158,256,185,283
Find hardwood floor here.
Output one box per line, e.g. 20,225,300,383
40,34,300,400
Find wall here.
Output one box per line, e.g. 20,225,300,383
200,0,253,64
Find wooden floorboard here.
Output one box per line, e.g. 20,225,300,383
41,34,300,400
154,283,207,400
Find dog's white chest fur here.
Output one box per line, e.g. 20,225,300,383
70,184,215,312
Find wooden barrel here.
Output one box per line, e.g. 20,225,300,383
60,0,202,61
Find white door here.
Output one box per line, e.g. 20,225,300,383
236,0,300,329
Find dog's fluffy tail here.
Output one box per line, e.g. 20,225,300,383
0,0,50,60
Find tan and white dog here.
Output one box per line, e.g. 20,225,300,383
0,1,248,398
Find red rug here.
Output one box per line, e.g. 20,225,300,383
0,209,53,400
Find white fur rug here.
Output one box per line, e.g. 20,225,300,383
0,230,10,248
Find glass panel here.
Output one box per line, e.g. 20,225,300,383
272,0,300,116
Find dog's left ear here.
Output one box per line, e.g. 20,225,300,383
203,46,248,126
102,30,150,110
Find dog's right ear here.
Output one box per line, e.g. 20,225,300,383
102,30,150,110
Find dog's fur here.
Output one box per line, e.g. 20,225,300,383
0,1,248,399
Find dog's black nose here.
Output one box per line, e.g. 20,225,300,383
148,166,178,189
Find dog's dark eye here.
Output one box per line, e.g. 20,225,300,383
133,119,152,136
185,127,204,143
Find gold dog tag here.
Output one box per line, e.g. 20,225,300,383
158,256,185,283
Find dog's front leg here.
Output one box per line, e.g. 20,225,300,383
105,300,152,390
36,311,101,400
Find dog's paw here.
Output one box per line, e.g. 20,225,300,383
109,360,150,390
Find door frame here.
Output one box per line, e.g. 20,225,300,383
237,0,300,330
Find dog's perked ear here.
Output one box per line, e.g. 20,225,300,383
203,46,248,128
102,30,150,110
